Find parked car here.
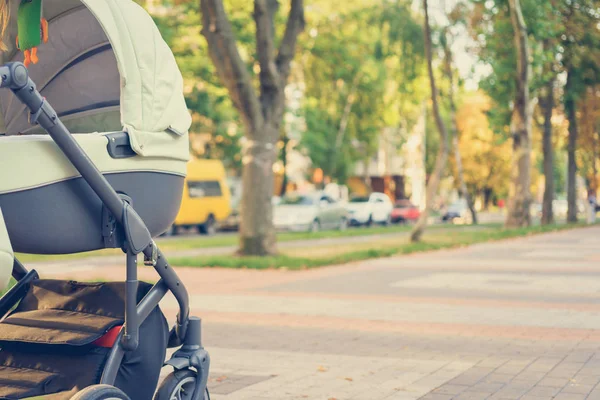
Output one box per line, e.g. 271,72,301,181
273,192,349,232
442,199,472,224
391,199,421,224
163,158,231,236
347,192,394,226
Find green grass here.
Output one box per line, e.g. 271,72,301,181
169,222,589,270
14,223,487,263
158,223,419,251
152,222,498,252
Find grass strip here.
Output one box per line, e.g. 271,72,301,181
169,223,588,270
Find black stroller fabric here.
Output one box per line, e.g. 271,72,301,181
0,279,169,400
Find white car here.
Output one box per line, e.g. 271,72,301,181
347,193,394,226
273,192,349,232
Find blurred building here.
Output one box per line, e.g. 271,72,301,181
347,104,427,208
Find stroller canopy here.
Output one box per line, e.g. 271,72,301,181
0,0,191,161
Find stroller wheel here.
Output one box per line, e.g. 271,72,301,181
154,369,210,400
71,385,130,400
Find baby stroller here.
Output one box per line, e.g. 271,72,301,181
0,0,210,399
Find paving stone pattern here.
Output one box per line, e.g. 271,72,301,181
43,226,600,399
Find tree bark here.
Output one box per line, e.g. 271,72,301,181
442,28,478,225
280,134,289,196
200,0,304,255
565,71,579,223
505,0,532,228
411,0,449,242
330,74,360,178
541,76,555,225
453,136,477,223
483,188,492,210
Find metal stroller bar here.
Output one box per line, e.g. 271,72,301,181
0,62,190,346
12,259,28,281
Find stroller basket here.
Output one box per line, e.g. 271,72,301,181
0,280,168,400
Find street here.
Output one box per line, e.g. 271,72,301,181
40,225,600,400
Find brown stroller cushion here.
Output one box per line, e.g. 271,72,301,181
0,279,168,400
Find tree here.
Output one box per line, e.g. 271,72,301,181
540,62,556,225
300,1,424,184
456,91,512,206
200,0,305,255
441,26,478,224
504,0,532,228
578,86,600,194
411,0,449,242
560,0,600,223
146,1,252,175
535,2,564,225
300,5,387,182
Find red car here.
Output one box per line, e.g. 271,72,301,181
391,200,421,224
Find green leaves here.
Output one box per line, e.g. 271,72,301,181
300,0,426,182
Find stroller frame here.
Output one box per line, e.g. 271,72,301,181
0,62,210,400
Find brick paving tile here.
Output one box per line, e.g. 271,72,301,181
430,384,470,395
559,382,595,395
525,385,563,397
418,394,454,400
451,391,493,400
551,394,588,400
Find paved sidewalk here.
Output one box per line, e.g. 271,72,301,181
43,226,600,399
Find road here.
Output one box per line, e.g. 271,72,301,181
43,224,600,399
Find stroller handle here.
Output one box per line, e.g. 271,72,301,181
0,62,191,347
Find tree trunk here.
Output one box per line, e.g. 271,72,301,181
483,188,492,210
505,0,532,228
240,125,278,255
453,136,478,224
442,28,478,225
565,71,579,223
330,75,360,178
280,134,289,196
200,0,304,255
411,0,449,242
541,76,555,225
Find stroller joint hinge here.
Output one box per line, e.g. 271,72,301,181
29,98,57,127
101,205,119,248
144,241,158,266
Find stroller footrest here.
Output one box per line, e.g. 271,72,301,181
0,309,122,347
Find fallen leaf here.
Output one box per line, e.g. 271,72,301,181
344,377,353,382
317,366,328,372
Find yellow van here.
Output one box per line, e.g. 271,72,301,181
165,158,232,236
